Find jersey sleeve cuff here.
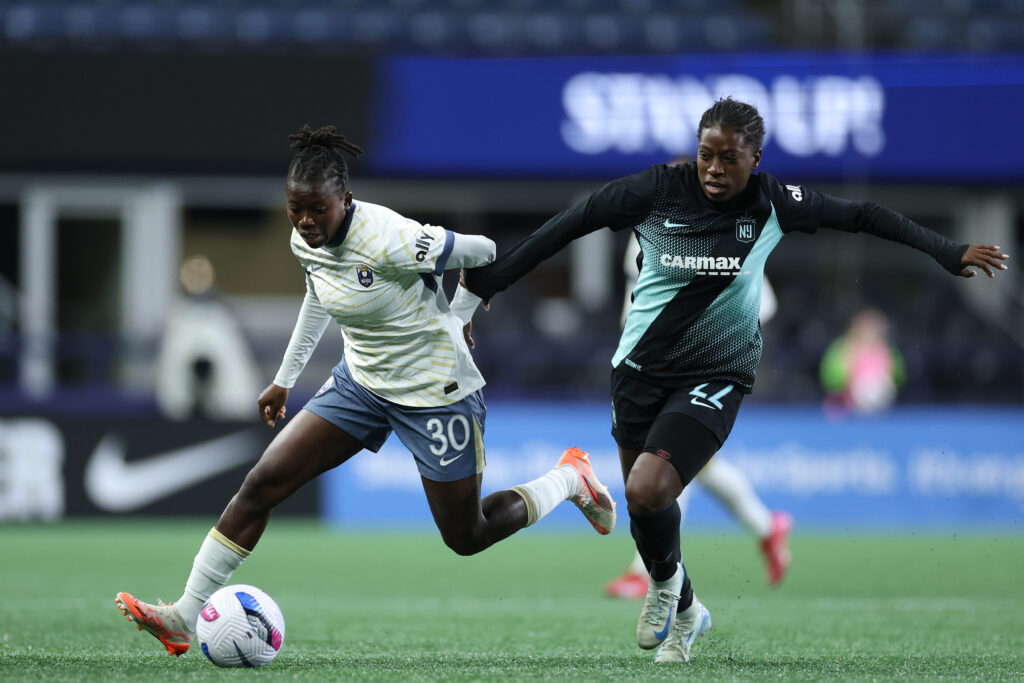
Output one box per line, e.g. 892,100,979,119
943,243,969,275
449,285,482,325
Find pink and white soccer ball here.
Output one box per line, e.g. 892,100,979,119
196,584,285,667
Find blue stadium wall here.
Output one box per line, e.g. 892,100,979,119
1,404,1019,527
322,402,1024,530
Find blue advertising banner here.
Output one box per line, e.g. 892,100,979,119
368,53,1024,182
321,403,1024,530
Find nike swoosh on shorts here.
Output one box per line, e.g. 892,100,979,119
439,453,464,466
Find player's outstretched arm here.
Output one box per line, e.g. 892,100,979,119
807,194,1007,277
957,245,1009,278
258,384,289,428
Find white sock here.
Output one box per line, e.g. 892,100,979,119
627,551,648,576
653,562,682,592
175,527,250,629
511,465,579,526
679,593,701,618
698,457,771,538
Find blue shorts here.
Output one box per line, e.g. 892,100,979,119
304,358,487,482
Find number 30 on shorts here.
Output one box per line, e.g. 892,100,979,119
425,415,472,455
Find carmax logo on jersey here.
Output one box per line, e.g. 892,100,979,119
662,254,744,275
561,72,884,158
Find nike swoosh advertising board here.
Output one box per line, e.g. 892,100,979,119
0,419,318,519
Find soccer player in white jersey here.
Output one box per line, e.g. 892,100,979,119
114,125,616,657
605,233,792,599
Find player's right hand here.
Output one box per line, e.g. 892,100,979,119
959,244,1009,278
258,383,289,428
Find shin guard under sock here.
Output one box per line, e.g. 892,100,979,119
629,501,682,582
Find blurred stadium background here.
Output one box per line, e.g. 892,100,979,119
0,0,1021,532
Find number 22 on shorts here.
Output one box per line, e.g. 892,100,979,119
689,383,734,410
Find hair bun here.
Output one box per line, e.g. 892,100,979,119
289,124,363,159
307,125,338,147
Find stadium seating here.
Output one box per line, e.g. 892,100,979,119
0,0,1019,407
5,0,1018,54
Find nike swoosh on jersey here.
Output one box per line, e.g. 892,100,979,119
84,431,261,512
663,220,689,228
439,453,464,466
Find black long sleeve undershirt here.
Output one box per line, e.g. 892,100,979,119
817,195,968,275
464,169,655,301
462,199,596,301
465,168,970,301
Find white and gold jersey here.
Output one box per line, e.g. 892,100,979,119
290,201,485,407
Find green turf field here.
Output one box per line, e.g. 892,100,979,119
1,520,1021,681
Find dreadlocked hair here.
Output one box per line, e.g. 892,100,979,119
698,97,765,151
287,125,364,192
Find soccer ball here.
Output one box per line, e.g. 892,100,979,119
196,584,285,667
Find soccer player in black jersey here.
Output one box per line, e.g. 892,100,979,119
461,98,1009,663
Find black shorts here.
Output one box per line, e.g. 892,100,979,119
610,370,745,450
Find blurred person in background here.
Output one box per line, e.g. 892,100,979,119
155,255,262,420
820,308,905,419
463,97,1008,664
116,125,616,657
605,232,791,600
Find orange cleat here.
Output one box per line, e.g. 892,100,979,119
557,447,617,535
604,570,650,600
760,511,793,586
115,591,193,656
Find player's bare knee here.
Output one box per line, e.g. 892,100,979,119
624,489,658,516
443,536,484,557
625,477,674,516
439,527,487,556
236,466,282,511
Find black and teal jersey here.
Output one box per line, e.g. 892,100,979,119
464,162,967,393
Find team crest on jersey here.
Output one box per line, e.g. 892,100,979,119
356,264,374,287
735,213,757,243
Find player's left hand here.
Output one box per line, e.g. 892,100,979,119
959,245,1009,278
463,321,475,349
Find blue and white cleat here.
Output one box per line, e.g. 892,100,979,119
653,596,712,663
636,563,682,650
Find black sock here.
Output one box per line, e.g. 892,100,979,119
629,501,681,582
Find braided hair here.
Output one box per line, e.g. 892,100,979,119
698,98,765,151
287,125,364,193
